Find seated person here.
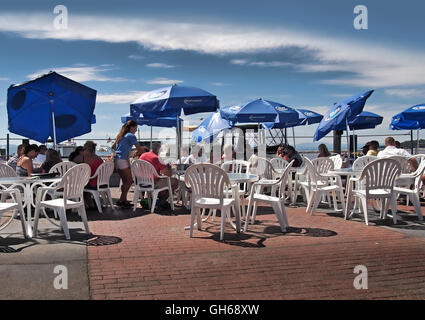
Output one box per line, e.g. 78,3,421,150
378,137,418,171
184,145,208,164
139,142,178,210
16,144,40,176
69,146,84,163
276,146,284,158
318,144,331,158
283,145,303,167
7,144,25,171
33,145,47,168
41,149,63,173
366,140,379,156
81,141,104,209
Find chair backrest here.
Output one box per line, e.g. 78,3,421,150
93,161,114,188
359,158,401,193
277,160,294,199
0,163,17,177
270,157,289,171
412,159,425,192
61,163,91,202
352,156,378,171
311,157,334,175
302,157,320,187
388,156,410,174
329,155,343,169
131,160,160,188
221,160,250,174
49,161,76,177
256,157,276,180
184,163,231,206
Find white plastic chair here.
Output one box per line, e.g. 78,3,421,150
244,161,294,232
256,157,279,180
302,157,345,216
49,161,76,177
83,161,115,213
0,163,17,177
352,156,378,171
184,163,238,241
394,159,425,220
270,157,289,171
131,160,175,213
33,163,91,240
329,154,343,169
0,188,27,235
345,158,401,225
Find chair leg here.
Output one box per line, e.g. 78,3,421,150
17,204,27,237
272,202,286,232
306,190,315,213
251,202,259,224
78,206,90,234
196,207,202,231
189,206,196,238
244,196,254,232
345,191,352,220
310,191,321,216
391,195,398,224
33,203,41,237
57,208,70,240
280,201,289,227
411,193,423,221
220,206,227,241
92,192,103,213
133,187,140,212
151,191,158,214
361,197,369,226
168,184,175,211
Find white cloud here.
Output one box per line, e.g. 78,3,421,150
27,65,130,82
231,60,294,68
0,77,9,81
146,62,176,68
210,82,230,86
385,88,425,98
96,91,147,104
146,77,183,85
128,54,145,60
1,12,425,87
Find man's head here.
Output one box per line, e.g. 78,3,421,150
17,144,25,156
395,141,402,148
151,142,161,155
284,145,296,156
385,137,396,147
369,140,379,150
38,145,47,154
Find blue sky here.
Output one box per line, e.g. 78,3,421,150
1,0,425,148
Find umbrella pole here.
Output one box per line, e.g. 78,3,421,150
292,127,296,147
284,128,288,145
52,110,57,150
417,129,420,154
410,130,414,154
353,128,356,159
150,126,153,150
177,115,181,163
346,118,350,158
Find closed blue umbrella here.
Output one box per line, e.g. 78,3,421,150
313,90,374,142
192,111,233,143
7,71,97,145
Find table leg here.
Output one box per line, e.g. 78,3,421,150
25,183,33,237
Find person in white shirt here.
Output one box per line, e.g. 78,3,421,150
184,145,208,164
378,137,418,170
32,145,47,167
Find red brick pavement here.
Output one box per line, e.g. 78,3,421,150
87,200,425,300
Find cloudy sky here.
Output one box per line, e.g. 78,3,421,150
1,0,424,147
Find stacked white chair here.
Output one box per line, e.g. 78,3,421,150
185,163,238,241
83,161,115,213
345,158,401,225
244,161,294,232
131,160,174,213
301,157,345,216
33,163,91,240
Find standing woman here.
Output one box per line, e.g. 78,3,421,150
112,120,144,208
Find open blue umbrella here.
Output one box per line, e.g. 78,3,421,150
333,111,383,131
390,105,425,153
7,71,97,145
262,107,307,129
313,90,374,142
192,111,233,143
297,109,323,125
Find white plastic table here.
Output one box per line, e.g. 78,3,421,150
0,176,61,237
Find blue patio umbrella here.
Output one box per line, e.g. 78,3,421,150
334,111,383,131
130,84,219,160
390,105,425,153
297,109,323,125
192,111,233,144
262,107,307,129
7,71,97,145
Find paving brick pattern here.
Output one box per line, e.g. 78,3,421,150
87,195,425,300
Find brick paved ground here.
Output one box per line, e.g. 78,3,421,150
86,190,425,300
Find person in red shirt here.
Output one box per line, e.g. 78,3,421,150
81,141,104,209
139,142,178,210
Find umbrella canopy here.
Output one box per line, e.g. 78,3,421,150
297,109,323,125
395,104,425,122
390,104,425,130
121,113,182,128
192,111,233,143
220,98,300,124
333,111,383,130
262,107,309,129
130,84,219,118
313,90,374,141
7,71,97,144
